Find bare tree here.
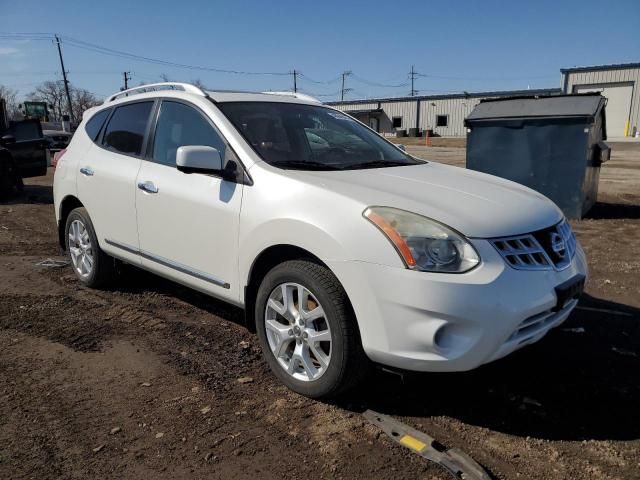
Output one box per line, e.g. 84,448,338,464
71,88,101,122
190,78,208,89
27,81,100,123
0,85,21,120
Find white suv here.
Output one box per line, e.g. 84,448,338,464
54,83,588,398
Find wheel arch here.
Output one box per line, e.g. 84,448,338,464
243,244,358,336
58,195,84,250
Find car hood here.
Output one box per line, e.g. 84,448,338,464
290,162,563,238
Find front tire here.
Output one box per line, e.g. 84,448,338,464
255,260,369,398
65,207,115,288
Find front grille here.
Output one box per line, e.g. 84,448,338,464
490,220,576,271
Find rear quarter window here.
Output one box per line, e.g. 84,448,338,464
84,109,111,142
102,102,154,156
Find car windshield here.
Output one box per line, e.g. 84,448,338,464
217,101,424,170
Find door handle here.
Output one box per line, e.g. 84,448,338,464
79,166,94,176
137,181,159,194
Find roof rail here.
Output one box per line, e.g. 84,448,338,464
105,82,207,103
261,91,322,104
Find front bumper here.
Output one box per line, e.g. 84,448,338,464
328,239,588,372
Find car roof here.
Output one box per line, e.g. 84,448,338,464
207,90,322,105
102,82,321,105
81,83,326,122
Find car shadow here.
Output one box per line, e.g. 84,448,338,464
338,293,640,442
108,262,640,442
105,263,640,442
585,201,640,220
109,265,246,327
1,184,53,205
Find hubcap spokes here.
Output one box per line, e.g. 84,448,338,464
68,220,94,278
265,283,331,382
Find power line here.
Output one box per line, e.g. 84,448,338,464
350,74,408,88
0,32,55,41
0,32,558,99
298,73,342,85
60,36,291,76
416,73,558,81
297,87,341,98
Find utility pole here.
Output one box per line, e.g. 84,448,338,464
123,71,131,90
291,69,298,93
341,71,352,101
55,35,75,124
409,65,419,97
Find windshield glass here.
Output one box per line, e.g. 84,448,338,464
217,102,424,170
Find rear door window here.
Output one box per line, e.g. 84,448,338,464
102,102,153,156
85,109,111,142
152,101,226,166
8,120,42,141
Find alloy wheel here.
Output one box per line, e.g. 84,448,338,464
68,219,94,278
264,282,332,381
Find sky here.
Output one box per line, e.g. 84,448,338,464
1,0,638,102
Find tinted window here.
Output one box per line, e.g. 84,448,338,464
102,102,153,155
152,101,225,166
392,117,402,128
9,121,42,141
436,115,448,127
218,102,421,170
85,109,110,141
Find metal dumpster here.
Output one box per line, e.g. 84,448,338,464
465,94,610,219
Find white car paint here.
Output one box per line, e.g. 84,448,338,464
54,83,588,374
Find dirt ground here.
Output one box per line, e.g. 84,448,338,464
1,142,639,480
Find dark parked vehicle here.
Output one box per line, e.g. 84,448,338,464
0,145,17,197
0,119,49,191
43,129,73,154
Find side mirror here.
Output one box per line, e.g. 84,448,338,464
1,134,16,145
397,144,406,152
176,145,222,174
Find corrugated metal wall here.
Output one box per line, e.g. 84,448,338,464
332,97,489,136
420,98,483,136
379,100,416,132
330,66,640,137
562,67,640,136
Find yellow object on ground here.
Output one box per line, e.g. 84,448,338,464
399,434,427,452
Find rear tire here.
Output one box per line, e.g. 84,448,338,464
65,207,115,288
14,174,24,191
255,260,369,398
0,152,15,199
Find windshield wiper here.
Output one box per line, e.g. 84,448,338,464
342,160,418,170
271,160,341,171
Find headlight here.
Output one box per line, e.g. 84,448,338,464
364,206,480,273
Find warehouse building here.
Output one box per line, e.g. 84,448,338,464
328,62,640,138
561,62,640,138
329,88,559,137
